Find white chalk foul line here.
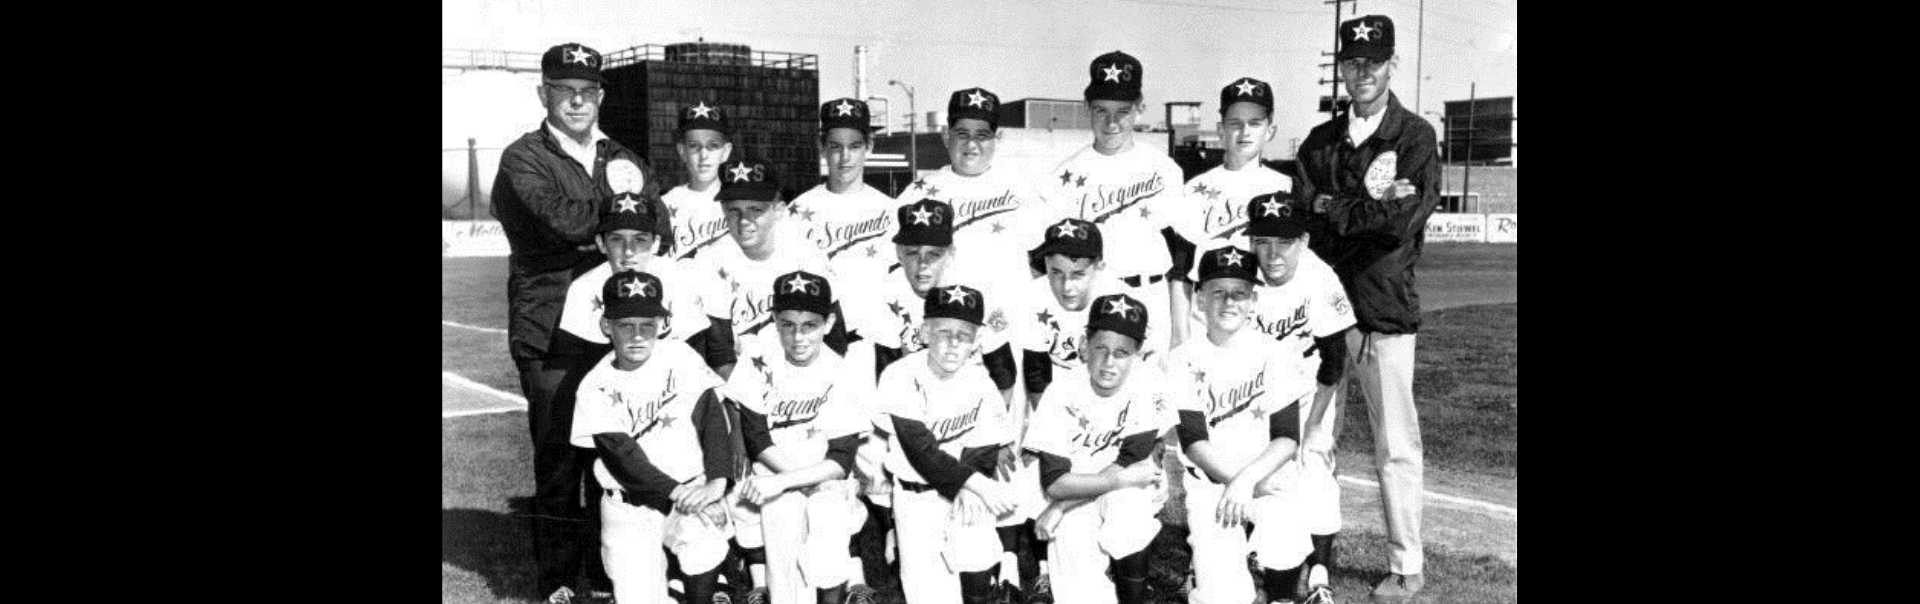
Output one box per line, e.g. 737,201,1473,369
442,371,527,418
1335,474,1516,517
442,320,507,335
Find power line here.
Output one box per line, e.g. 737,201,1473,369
1119,0,1319,14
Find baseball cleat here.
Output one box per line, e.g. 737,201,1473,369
1302,584,1336,604
845,584,878,604
545,586,575,604
741,587,767,604
1368,573,1422,602
999,580,1024,604
1025,573,1052,604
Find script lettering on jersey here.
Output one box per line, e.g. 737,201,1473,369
802,211,892,258
1044,319,1080,368
1069,401,1133,454
950,191,1022,231
676,216,731,259
1255,304,1309,342
770,384,834,430
1204,370,1266,428
1080,173,1166,225
929,405,984,445
730,287,776,336
614,373,679,439
1203,193,1251,240
891,300,925,353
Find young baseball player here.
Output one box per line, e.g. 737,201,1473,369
1022,292,1173,604
1244,192,1356,604
725,270,878,604
662,100,736,262
875,283,1019,604
1021,218,1170,407
1167,246,1315,604
1182,78,1293,258
556,191,736,371
568,270,738,604
788,98,898,305
1039,51,1206,353
892,86,1046,294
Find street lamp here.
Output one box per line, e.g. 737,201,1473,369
888,79,917,177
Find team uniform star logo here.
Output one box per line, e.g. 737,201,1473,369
1059,170,1075,186
990,221,1006,234
912,178,927,190
751,355,769,373
565,46,593,65
966,90,989,108
1138,206,1152,220
865,244,880,258
1054,222,1083,239
1191,183,1208,196
834,100,856,116
1102,63,1125,82
1261,198,1284,217
1220,248,1246,267
1234,79,1259,96
615,195,641,213
943,286,972,305
798,207,817,221
689,102,715,119
1036,309,1054,324
924,185,939,196
887,300,905,316
1352,22,1376,41
910,207,934,225
785,274,815,294
1076,175,1088,187
622,279,652,298
729,164,755,182
1105,297,1134,318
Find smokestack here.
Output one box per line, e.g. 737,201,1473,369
854,45,868,102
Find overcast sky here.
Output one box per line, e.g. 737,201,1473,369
444,0,1515,146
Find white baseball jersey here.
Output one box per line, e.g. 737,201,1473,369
787,183,897,303
559,260,713,345
1249,249,1356,401
1022,367,1172,474
1182,163,1293,255
570,342,727,490
859,271,1015,360
1037,144,1201,280
722,346,875,470
1017,275,1162,373
685,235,832,363
1165,330,1301,475
661,184,732,261
874,351,1013,485
893,165,1048,291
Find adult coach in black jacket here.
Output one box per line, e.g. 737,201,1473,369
490,42,665,604
1290,15,1438,603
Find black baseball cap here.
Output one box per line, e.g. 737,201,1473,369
597,191,658,234
1085,51,1143,103
1337,15,1395,62
1195,246,1263,287
677,101,729,136
892,199,955,246
1085,293,1148,345
541,43,605,83
715,158,780,202
602,270,669,320
1244,190,1308,239
771,270,834,318
820,98,871,134
1220,77,1274,115
924,284,985,326
947,87,1000,130
1029,218,1102,273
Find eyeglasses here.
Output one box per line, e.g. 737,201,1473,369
545,83,604,100
1203,289,1255,303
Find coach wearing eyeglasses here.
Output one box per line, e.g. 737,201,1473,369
490,41,664,604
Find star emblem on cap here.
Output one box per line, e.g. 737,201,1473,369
615,195,641,213
729,163,754,182
785,274,815,294
1261,198,1284,217
1105,297,1134,318
689,102,715,119
1101,63,1125,82
565,45,593,65
1234,79,1259,96
910,206,934,225
943,286,972,305
1220,248,1246,267
1351,21,1376,41
834,100,856,116
1054,222,1083,239
966,90,989,108
622,278,652,298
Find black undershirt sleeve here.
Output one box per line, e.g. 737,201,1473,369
693,389,736,485
698,317,738,369
1268,400,1300,443
982,344,1017,391
591,433,678,514
1162,227,1197,282
1176,410,1211,450
959,444,1005,476
1111,430,1160,468
1031,450,1072,490
736,403,773,463
890,416,977,499
1022,349,1053,395
875,345,904,380
1313,329,1349,386
825,434,860,476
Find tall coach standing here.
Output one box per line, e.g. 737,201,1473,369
1292,15,1439,603
490,42,663,604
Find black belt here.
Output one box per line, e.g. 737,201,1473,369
1120,274,1166,288
897,480,937,493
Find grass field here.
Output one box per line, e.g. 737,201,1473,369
443,242,1517,603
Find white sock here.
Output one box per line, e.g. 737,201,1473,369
885,529,897,565
1038,560,1049,576
1308,564,1329,587
999,551,1020,584
847,554,867,587
750,564,767,589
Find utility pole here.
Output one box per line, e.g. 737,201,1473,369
465,137,480,220
1417,0,1424,114
889,79,917,176
1464,82,1474,213
1321,0,1358,116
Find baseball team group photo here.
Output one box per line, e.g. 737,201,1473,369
442,2,1517,603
